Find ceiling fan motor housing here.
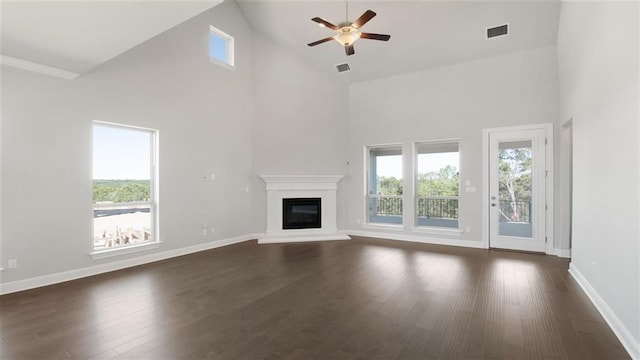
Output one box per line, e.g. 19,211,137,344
335,26,361,46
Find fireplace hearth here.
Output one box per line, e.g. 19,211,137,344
259,175,350,244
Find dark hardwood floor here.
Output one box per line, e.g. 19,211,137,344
0,237,630,359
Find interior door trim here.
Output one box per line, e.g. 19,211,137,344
481,123,554,254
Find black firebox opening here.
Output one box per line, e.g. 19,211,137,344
282,198,321,230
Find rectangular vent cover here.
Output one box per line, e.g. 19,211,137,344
336,63,351,73
487,24,508,39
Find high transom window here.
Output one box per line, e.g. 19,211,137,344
209,25,234,69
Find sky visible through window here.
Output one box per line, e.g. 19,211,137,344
93,124,150,180
376,152,459,178
209,31,228,63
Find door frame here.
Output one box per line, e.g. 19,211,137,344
482,123,554,254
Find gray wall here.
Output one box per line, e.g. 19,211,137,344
557,1,640,350
251,33,349,232
0,1,255,283
345,46,560,246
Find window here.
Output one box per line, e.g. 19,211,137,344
415,141,460,229
209,25,234,68
367,146,403,225
92,122,157,252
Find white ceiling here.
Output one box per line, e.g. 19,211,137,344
0,1,221,75
236,0,561,82
0,0,560,82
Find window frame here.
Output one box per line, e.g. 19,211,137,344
365,144,404,227
413,140,461,231
91,121,159,259
209,25,235,70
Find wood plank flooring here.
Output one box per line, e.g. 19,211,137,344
0,237,630,359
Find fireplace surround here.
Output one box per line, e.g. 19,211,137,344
259,175,350,244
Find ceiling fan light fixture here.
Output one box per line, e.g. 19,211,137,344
307,9,389,56
334,26,361,46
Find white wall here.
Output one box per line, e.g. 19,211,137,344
0,1,255,284
557,1,640,356
251,33,349,232
346,46,559,246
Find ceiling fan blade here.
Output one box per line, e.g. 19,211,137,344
308,36,335,47
351,10,376,29
345,44,355,56
311,17,339,30
360,33,391,41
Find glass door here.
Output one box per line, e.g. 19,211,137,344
489,129,546,252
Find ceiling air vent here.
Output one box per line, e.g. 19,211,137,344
336,63,351,73
487,24,508,39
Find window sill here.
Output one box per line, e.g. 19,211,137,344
363,223,405,231
90,241,161,260
209,57,235,71
411,226,463,237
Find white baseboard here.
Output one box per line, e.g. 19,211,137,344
0,234,259,295
569,263,640,359
550,247,572,258
347,229,488,249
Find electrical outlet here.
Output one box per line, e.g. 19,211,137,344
8,259,17,269
202,229,208,236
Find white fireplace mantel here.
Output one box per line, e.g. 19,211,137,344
258,175,350,244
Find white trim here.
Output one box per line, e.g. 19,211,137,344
550,247,571,258
91,121,159,253
90,241,161,259
209,25,235,70
208,57,235,71
258,231,350,244
0,55,80,80
347,230,487,249
411,226,464,237
362,223,404,232
569,263,640,360
482,123,554,254
0,234,259,295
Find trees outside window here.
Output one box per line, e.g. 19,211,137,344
498,146,532,224
92,122,157,251
415,142,460,229
367,147,403,225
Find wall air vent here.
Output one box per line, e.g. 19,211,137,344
336,63,351,73
487,24,508,39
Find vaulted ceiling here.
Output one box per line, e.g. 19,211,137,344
0,1,221,76
236,1,560,82
0,0,560,83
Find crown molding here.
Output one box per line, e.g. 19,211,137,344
1,55,80,80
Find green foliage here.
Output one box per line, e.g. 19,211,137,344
498,148,532,202
375,165,459,197
377,176,403,195
93,180,151,203
417,165,459,197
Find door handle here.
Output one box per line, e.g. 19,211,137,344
491,203,497,207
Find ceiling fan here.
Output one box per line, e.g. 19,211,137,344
307,1,391,56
